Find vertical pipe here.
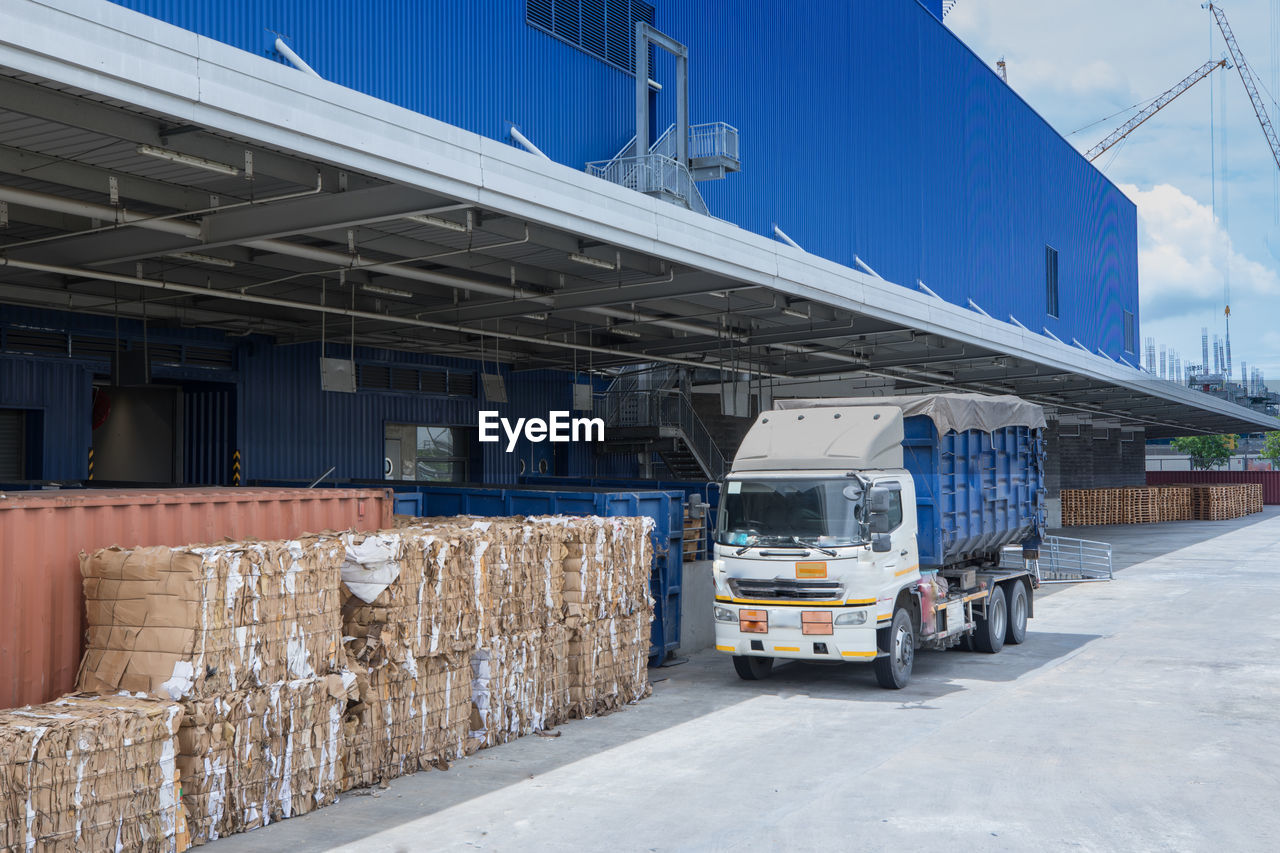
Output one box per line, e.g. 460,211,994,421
676,50,689,169
635,22,648,157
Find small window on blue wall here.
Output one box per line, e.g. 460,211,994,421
1045,245,1060,319
527,0,656,74
1123,310,1135,354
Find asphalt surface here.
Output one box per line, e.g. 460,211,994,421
210,508,1280,852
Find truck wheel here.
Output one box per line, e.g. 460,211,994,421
873,608,915,689
972,586,1006,653
733,655,773,680
1005,580,1028,645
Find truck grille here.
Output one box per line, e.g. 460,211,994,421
727,578,844,601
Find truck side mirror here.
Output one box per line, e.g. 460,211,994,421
871,532,892,552
868,485,891,513
868,510,891,534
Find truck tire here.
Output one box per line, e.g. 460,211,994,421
873,607,915,689
733,655,773,680
972,585,1006,653
1004,580,1028,645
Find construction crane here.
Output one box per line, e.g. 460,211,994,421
1085,59,1228,161
1206,3,1280,173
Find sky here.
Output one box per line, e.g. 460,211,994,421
948,0,1280,385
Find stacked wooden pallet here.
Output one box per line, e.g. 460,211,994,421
1156,486,1193,522
1246,483,1264,515
682,507,706,561
1187,484,1255,521
1061,483,1264,526
1122,486,1160,524
1061,488,1125,526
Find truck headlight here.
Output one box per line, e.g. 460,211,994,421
834,611,868,626
714,606,736,622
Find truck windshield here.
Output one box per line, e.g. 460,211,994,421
717,479,866,547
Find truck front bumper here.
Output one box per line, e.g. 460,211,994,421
713,602,880,662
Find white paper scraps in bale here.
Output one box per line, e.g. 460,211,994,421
468,624,569,748
0,694,183,853
338,525,484,668
176,674,347,844
77,537,345,700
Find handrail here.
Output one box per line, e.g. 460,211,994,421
598,386,726,480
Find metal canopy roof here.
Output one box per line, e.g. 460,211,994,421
0,0,1274,440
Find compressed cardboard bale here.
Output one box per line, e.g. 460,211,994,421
78,537,344,699
475,519,568,638
566,612,653,719
340,518,571,667
0,694,183,853
339,524,485,667
340,656,471,789
176,674,346,844
469,625,570,748
542,516,653,624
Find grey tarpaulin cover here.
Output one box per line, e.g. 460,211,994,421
774,393,1046,434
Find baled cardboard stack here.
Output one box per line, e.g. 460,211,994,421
176,674,347,844
340,656,471,789
76,536,347,847
470,623,570,748
0,695,183,853
40,513,654,845
547,516,655,718
78,538,345,697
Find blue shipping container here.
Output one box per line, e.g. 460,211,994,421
902,418,1045,568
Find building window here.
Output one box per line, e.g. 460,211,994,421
384,423,470,482
887,489,903,531
1045,245,1059,319
526,0,656,74
1123,310,1135,354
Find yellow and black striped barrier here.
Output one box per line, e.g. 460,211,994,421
232,450,241,486
87,447,94,481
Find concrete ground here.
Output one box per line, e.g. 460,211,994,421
210,508,1280,852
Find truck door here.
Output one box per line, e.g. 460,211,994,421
872,478,920,590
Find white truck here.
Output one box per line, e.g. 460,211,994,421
712,393,1047,688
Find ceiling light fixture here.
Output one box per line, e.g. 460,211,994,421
611,326,642,338
361,283,414,299
781,306,809,320
169,251,236,268
569,252,616,270
136,144,240,176
404,214,468,233
523,312,549,320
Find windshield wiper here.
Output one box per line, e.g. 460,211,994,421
791,537,838,557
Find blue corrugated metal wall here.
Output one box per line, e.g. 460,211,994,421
0,356,92,480
107,0,1139,359
1,306,636,483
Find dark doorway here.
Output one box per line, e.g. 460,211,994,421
91,386,180,484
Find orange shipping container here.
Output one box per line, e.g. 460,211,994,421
0,487,393,709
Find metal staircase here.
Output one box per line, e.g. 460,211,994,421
597,367,727,481
586,122,739,216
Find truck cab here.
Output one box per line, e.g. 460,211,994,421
713,396,1045,688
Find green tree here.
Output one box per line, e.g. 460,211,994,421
1170,434,1235,470
1261,431,1280,468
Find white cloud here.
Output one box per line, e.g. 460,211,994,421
1122,182,1280,322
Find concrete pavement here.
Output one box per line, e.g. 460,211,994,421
209,508,1280,852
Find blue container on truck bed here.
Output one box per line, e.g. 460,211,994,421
902,418,1044,568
